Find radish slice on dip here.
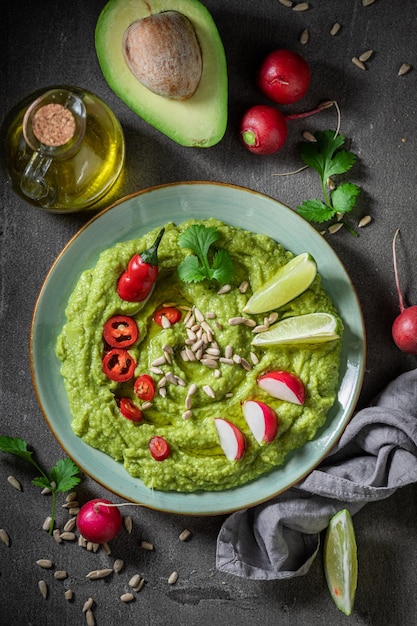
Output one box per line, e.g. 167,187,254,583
243,400,278,444
258,371,305,405
214,418,245,461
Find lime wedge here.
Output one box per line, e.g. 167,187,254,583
251,312,340,346
324,509,358,616
243,253,317,314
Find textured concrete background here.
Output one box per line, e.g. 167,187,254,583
2,1,417,624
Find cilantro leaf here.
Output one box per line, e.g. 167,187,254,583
178,224,234,285
0,435,80,533
296,199,336,223
297,129,361,232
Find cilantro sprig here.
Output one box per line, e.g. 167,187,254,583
178,224,234,285
0,436,80,533
296,130,360,231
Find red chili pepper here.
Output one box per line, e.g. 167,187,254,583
102,349,136,382
103,315,139,348
149,435,170,461
117,228,165,302
119,397,143,422
153,306,182,327
134,374,155,402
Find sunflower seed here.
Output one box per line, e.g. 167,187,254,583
182,410,193,420
352,56,366,70
124,516,133,533
217,284,231,295
121,592,135,603
82,598,94,612
7,475,22,491
63,518,77,532
299,29,309,44
328,222,344,234
359,49,373,62
0,529,10,546
78,534,87,548
101,542,111,555
253,324,269,333
41,486,52,495
398,63,412,76
203,385,215,398
228,316,245,325
86,568,113,580
188,383,198,396
250,351,259,365
133,578,145,592
293,2,309,11
330,22,341,36
54,570,68,580
60,531,76,541
64,589,73,601
140,540,154,551
159,387,167,398
53,529,62,543
42,516,52,531
233,354,242,364
168,571,179,585
62,500,79,509
201,358,218,369
219,357,234,365
240,358,252,371
302,130,317,142
36,559,53,569
179,529,192,541
279,0,293,6
152,356,166,367
194,307,205,322
66,491,78,502
129,574,141,588
358,215,372,227
85,609,95,626
150,366,164,375
38,580,48,599
361,0,375,5
242,318,257,327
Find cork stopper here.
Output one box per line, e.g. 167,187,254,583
32,103,76,146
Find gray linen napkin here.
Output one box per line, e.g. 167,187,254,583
216,368,417,580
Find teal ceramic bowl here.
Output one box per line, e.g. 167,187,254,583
30,182,365,515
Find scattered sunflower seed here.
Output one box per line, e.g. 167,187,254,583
358,215,372,227
129,574,141,588
302,130,317,143
361,0,375,6
66,491,78,502
238,280,249,293
53,529,62,544
293,1,309,11
120,592,135,603
7,475,22,491
359,49,373,62
398,63,412,76
36,559,53,569
124,516,133,534
38,580,48,599
328,222,344,234
60,531,76,541
101,542,111,555
54,570,68,580
0,529,10,546
85,608,95,626
86,568,113,580
352,56,366,70
182,410,193,420
279,0,293,6
299,29,309,44
168,571,179,585
42,516,52,531
113,559,124,573
63,518,77,532
330,22,341,36
203,385,215,398
140,540,154,551
64,589,73,601
179,529,192,542
82,598,94,613
134,578,145,592
217,284,231,295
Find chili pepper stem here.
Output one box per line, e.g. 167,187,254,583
140,227,165,265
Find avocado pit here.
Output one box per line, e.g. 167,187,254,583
123,10,202,100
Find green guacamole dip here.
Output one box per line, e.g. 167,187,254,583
56,219,342,492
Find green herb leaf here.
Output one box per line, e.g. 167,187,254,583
50,458,81,493
0,435,46,477
297,130,360,231
178,224,234,285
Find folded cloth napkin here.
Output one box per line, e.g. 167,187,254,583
216,368,417,580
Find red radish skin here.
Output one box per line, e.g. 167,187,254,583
257,371,305,405
392,229,417,354
257,49,311,105
214,418,245,460
243,400,278,444
76,498,122,543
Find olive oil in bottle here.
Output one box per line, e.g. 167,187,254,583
4,86,125,213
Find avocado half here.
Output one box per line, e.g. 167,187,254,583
95,0,228,147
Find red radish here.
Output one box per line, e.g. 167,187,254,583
76,498,123,543
214,418,245,461
257,49,311,105
258,371,305,405
240,101,334,156
392,229,417,354
243,400,278,444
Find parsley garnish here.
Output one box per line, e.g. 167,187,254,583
0,436,80,533
178,224,234,285
296,130,360,229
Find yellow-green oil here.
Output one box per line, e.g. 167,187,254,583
4,87,125,213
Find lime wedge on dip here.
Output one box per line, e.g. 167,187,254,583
251,312,340,346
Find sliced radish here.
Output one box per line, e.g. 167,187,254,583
243,400,278,444
214,418,245,461
257,370,305,405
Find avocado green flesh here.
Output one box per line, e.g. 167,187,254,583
95,0,228,147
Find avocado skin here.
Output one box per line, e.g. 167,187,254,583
95,0,228,147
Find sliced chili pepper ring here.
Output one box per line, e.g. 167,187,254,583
153,306,182,327
103,315,139,348
134,374,155,401
149,435,170,461
102,348,136,382
119,397,143,422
